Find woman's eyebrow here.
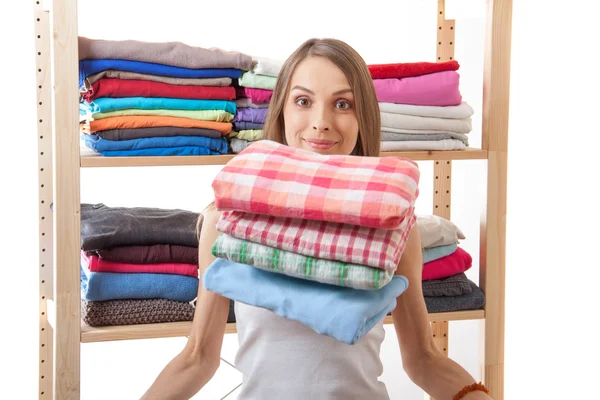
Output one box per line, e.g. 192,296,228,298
290,85,314,94
332,88,353,96
290,86,353,96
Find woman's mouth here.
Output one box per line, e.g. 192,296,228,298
303,138,338,150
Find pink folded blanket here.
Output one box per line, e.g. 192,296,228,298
81,251,198,277
212,140,420,229
217,210,416,271
373,71,462,106
239,87,273,104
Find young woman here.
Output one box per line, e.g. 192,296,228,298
141,38,492,400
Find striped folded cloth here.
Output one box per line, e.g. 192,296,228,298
216,210,416,271
212,233,395,290
211,140,420,229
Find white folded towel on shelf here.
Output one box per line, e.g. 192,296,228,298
380,112,472,134
251,56,284,77
381,139,467,152
381,131,469,145
379,102,474,119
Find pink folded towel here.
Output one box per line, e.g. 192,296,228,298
373,71,462,106
212,140,420,229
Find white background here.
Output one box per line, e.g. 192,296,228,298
1,0,599,399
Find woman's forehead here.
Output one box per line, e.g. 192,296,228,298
289,57,351,92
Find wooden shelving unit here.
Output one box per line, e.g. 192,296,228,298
79,148,489,168
35,0,512,398
80,310,486,344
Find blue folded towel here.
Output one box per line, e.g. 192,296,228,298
423,242,458,263
82,134,229,154
80,266,198,302
81,97,237,115
91,146,223,157
203,258,409,344
79,59,242,87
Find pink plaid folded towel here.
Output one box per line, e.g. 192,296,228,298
216,210,416,271
211,140,420,229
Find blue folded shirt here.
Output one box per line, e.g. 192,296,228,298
423,242,458,263
82,134,229,154
203,258,409,344
80,266,198,302
79,59,242,87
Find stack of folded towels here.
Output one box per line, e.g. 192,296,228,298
204,140,421,344
228,56,282,154
79,203,201,327
369,60,473,152
77,37,253,157
418,214,485,312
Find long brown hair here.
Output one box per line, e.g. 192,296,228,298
263,38,381,157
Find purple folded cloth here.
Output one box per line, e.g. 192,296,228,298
373,71,462,106
232,107,269,124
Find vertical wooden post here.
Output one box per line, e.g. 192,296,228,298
426,2,454,400
35,1,54,398
50,0,81,398
479,1,512,399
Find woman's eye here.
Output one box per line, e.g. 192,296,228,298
296,98,310,107
336,101,351,109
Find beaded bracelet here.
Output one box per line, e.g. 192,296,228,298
452,382,491,400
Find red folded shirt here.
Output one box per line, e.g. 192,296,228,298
82,78,236,102
368,60,460,80
81,251,198,277
422,246,472,280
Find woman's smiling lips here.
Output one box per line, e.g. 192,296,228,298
303,138,338,150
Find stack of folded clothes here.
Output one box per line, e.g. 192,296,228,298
79,203,201,327
229,57,282,153
369,60,473,152
77,37,253,157
204,140,421,344
418,214,485,312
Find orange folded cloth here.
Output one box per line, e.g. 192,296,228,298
81,115,232,135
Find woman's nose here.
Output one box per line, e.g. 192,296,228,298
312,123,330,131
312,108,332,132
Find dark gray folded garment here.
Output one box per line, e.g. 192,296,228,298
89,244,198,265
422,272,473,297
96,126,224,141
80,203,202,251
424,281,485,313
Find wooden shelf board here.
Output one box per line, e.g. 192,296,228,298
79,148,487,168
80,309,484,343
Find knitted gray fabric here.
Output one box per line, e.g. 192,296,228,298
83,298,238,327
422,273,473,297
81,298,194,327
424,281,485,313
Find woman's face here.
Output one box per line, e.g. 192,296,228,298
283,56,359,156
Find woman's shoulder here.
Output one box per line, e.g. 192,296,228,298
201,201,221,220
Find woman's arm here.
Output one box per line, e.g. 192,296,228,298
141,206,231,400
391,225,493,400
